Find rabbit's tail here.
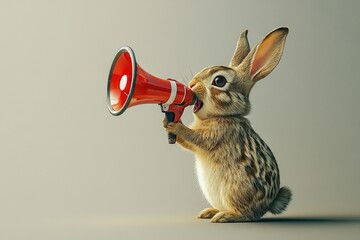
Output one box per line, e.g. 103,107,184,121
269,186,292,215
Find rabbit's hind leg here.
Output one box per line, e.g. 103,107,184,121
197,208,219,219
210,211,249,223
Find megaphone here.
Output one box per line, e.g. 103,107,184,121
107,46,196,144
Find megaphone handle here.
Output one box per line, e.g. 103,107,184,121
165,112,177,144
161,104,185,144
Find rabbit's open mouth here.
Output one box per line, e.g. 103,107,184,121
193,99,203,113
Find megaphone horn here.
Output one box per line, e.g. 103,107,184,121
107,46,196,144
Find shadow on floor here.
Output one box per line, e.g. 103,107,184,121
258,216,360,225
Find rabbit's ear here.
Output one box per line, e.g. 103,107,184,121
229,30,250,68
240,27,288,82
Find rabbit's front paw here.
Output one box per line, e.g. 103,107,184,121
162,117,168,128
165,122,184,135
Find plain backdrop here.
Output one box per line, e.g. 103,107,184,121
1,0,360,239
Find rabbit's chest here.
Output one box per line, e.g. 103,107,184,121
195,155,231,211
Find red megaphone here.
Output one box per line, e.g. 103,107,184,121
107,46,196,144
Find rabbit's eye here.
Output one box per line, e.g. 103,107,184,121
212,75,227,87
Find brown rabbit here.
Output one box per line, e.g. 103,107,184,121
164,27,292,223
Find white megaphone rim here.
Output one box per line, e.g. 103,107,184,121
107,45,137,116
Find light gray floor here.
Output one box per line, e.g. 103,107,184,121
4,214,360,240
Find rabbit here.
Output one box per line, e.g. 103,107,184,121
163,27,292,223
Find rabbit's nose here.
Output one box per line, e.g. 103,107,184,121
189,80,196,89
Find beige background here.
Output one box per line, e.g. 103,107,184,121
1,0,360,239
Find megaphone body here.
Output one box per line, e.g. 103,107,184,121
107,46,196,144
